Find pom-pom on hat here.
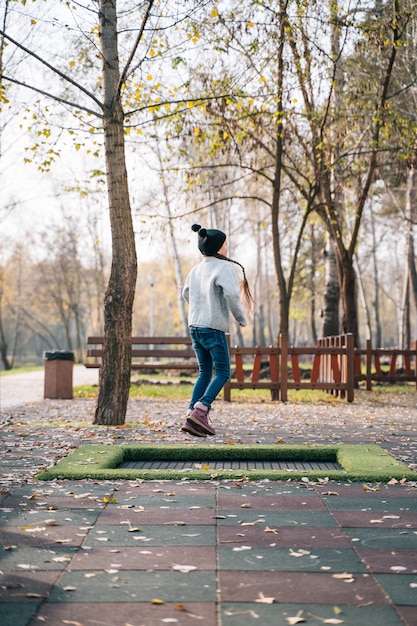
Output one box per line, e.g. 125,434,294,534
192,223,226,256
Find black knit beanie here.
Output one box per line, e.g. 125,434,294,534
192,224,226,256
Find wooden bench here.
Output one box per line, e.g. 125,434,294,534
85,336,199,372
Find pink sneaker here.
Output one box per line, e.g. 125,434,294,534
181,420,207,438
188,402,215,436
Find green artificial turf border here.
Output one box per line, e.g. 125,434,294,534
36,443,415,482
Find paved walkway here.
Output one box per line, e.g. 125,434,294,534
0,371,416,626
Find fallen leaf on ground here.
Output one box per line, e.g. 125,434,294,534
172,564,197,573
255,591,275,604
286,610,305,624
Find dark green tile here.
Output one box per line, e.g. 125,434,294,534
111,494,216,509
345,528,417,550
221,603,406,625
219,547,367,572
0,603,40,626
0,508,100,527
0,546,79,571
48,570,216,603
375,574,417,605
323,497,417,512
84,524,216,547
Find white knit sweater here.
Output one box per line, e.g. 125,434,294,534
182,256,247,332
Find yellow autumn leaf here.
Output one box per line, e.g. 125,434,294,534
211,8,218,17
193,127,201,135
150,598,165,605
68,61,75,67
247,21,254,27
31,19,37,25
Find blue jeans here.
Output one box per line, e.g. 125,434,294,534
189,327,230,410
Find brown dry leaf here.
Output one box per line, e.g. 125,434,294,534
363,484,380,492
322,491,339,496
255,591,275,604
240,503,252,509
26,593,44,598
63,621,84,626
164,520,187,526
264,526,279,534
387,478,398,485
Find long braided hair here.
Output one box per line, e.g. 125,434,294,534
191,224,254,312
215,252,254,312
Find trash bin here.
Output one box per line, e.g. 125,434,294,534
44,350,74,399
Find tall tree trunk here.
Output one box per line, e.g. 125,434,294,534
272,0,289,341
321,237,339,336
94,0,137,425
400,136,417,349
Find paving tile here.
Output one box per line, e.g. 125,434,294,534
218,546,368,573
28,601,216,626
323,496,417,512
315,484,417,499
0,525,90,547
397,605,417,626
375,574,417,605
0,571,60,602
217,509,337,527
96,506,216,525
217,494,327,510
84,524,216,547
0,546,79,571
220,602,406,625
0,507,101,527
332,510,417,528
68,545,216,570
108,493,216,509
357,548,417,573
345,528,417,550
0,494,106,510
47,570,217,603
1,603,40,626
218,571,390,604
218,525,352,548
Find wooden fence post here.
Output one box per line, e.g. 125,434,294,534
280,333,288,402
